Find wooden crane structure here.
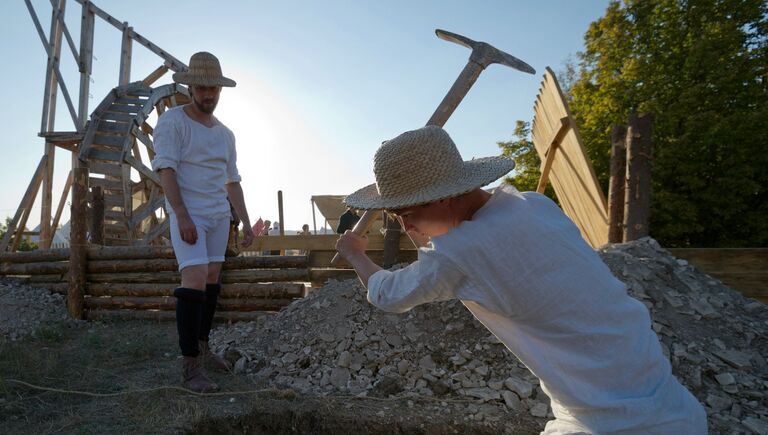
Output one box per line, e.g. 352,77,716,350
1,0,190,252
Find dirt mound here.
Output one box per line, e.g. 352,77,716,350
212,238,768,434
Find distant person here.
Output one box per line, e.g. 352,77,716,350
336,207,360,234
298,224,311,255
252,217,264,238
268,221,281,255
335,126,706,434
260,219,271,256
152,52,254,393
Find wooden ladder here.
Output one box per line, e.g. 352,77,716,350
79,82,190,246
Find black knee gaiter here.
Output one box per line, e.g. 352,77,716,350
199,283,222,342
173,287,205,357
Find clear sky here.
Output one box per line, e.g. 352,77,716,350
1,0,609,234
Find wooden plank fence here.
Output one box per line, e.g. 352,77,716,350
669,248,767,303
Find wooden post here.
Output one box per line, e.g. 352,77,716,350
40,0,66,134
382,212,402,268
40,142,55,249
277,190,285,255
78,0,95,129
90,186,104,245
51,169,73,240
623,113,653,242
118,22,132,85
38,0,66,248
68,166,88,319
607,125,627,243
311,198,317,235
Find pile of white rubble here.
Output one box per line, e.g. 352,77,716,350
212,238,764,433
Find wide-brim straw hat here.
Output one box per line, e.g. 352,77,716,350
344,126,515,210
172,52,236,87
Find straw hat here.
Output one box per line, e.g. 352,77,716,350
172,52,236,87
344,126,515,210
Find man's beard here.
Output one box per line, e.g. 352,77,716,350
192,95,218,114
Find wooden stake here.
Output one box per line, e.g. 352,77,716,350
90,186,104,245
623,113,654,242
278,190,285,254
608,125,627,243
40,142,55,249
311,198,317,235
67,166,89,319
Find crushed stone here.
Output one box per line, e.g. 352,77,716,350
0,278,72,341
212,238,768,433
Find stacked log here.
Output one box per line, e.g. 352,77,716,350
0,235,420,321
0,246,310,320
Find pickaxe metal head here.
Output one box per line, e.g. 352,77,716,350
435,29,535,74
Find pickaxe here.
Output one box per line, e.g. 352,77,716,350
331,29,534,266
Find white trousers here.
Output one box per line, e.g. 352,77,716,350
168,213,230,270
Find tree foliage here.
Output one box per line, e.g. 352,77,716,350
0,217,39,251
568,0,768,247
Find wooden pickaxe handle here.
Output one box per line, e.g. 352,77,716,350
330,210,380,266
329,63,484,266
331,29,534,267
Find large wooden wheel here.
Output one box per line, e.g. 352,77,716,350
79,82,190,246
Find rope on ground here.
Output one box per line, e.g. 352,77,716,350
4,378,482,404
5,379,274,397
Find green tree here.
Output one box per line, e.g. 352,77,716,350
569,0,768,247
498,121,556,199
0,217,39,251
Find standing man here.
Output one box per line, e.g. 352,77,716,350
152,52,254,392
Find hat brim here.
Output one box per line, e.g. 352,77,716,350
172,72,237,87
343,156,515,210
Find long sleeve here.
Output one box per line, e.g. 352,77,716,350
367,249,467,313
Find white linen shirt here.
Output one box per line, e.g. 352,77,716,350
151,106,241,218
368,185,706,433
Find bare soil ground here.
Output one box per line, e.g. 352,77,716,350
0,318,538,434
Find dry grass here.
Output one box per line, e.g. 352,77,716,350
0,319,255,434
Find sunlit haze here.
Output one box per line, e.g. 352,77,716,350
0,0,609,233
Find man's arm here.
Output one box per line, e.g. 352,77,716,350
158,168,197,244
225,182,253,247
336,231,383,288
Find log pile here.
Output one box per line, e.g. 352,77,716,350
0,246,313,322
0,233,418,321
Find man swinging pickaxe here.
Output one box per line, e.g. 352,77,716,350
331,29,534,265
